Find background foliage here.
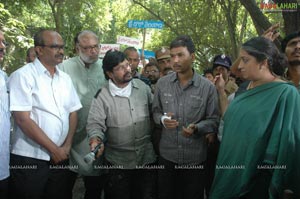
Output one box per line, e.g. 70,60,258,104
0,0,299,74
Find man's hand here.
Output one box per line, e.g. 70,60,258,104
205,133,216,147
162,112,179,129
214,73,226,92
182,124,197,137
50,146,69,164
262,23,280,41
89,137,105,158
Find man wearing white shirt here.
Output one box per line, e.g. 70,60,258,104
8,29,82,199
0,30,10,199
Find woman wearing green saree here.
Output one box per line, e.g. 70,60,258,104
210,37,300,199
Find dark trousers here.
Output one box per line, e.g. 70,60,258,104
152,126,162,156
45,164,77,199
157,156,205,199
9,154,74,199
105,165,157,199
204,140,220,198
0,177,9,199
83,175,107,199
47,163,106,199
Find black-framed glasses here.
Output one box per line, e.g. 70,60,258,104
113,63,131,72
79,44,100,51
40,44,65,51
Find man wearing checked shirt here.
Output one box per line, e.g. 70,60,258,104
152,35,219,199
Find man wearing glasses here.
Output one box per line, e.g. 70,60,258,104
87,50,156,199
59,30,107,199
155,46,174,77
8,29,82,199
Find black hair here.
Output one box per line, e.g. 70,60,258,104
123,46,138,56
34,29,55,47
281,31,300,52
102,50,126,80
203,68,213,75
170,35,195,54
242,37,287,76
144,61,159,71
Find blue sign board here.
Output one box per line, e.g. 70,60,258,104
128,20,164,29
138,49,155,59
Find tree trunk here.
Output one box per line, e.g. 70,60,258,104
48,0,64,33
277,0,300,34
218,0,240,60
239,0,272,35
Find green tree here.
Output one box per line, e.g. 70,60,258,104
0,3,30,73
0,0,112,73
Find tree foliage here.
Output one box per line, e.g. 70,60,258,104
1,0,297,74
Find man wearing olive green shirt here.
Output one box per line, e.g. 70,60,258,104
59,30,107,199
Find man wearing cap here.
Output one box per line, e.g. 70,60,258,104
212,54,238,96
155,46,173,77
282,31,300,91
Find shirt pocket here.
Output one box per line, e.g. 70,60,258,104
135,103,149,119
186,97,204,122
161,95,175,113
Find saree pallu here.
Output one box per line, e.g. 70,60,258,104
210,82,300,199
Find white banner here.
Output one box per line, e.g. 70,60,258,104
117,36,140,47
99,44,120,58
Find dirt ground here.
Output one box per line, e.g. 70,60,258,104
72,177,85,199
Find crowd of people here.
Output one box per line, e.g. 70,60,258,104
0,25,300,199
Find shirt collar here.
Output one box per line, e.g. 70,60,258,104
33,58,60,77
170,69,201,87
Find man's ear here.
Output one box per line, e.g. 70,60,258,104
191,53,195,62
75,44,80,54
35,46,42,57
106,71,113,79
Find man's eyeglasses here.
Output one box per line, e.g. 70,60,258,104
40,44,65,51
113,63,131,72
145,70,159,74
79,44,100,51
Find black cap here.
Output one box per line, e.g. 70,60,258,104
212,54,232,69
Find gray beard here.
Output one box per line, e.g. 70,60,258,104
79,52,97,64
